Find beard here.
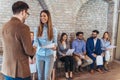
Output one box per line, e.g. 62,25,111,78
78,38,82,40
22,18,25,23
92,36,97,39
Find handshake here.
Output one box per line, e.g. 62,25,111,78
33,46,37,52
29,46,36,64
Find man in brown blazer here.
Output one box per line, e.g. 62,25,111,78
1,1,36,80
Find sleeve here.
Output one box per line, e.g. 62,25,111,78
57,41,63,56
33,27,38,47
99,40,103,54
72,40,77,54
100,39,105,50
82,41,86,53
53,27,58,46
106,41,111,48
19,25,35,56
86,38,93,55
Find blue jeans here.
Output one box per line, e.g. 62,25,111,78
36,54,54,80
4,75,31,80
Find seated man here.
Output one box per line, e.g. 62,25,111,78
72,32,93,72
86,30,104,74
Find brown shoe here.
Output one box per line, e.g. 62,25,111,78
97,68,104,74
90,69,94,74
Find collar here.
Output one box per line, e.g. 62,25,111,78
11,17,21,22
76,39,83,42
44,23,48,27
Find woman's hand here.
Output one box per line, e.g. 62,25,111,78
62,54,66,57
29,56,36,64
106,48,111,50
51,46,57,51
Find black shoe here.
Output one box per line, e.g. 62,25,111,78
103,67,110,72
75,68,79,73
78,66,84,72
69,77,73,80
66,77,69,80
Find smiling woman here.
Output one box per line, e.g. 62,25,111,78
33,9,58,80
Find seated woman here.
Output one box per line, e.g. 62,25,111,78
101,32,112,71
58,33,74,80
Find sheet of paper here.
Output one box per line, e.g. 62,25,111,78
53,51,56,61
42,43,55,48
29,63,36,73
66,49,75,56
107,45,116,49
96,55,103,66
105,51,111,61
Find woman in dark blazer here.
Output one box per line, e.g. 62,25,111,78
58,33,74,80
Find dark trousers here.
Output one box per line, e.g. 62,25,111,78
88,55,103,70
60,56,74,72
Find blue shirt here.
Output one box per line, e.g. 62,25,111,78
72,39,86,55
101,39,111,51
33,25,57,56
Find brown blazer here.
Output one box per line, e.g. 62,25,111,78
1,17,35,78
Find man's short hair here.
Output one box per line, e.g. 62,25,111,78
92,30,99,34
12,1,29,14
76,32,84,36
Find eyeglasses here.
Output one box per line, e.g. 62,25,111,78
92,34,97,36
26,12,30,16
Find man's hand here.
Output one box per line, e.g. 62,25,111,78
33,46,37,49
74,53,80,57
80,54,85,59
101,53,105,57
33,46,37,52
92,53,97,58
29,57,33,64
84,55,89,60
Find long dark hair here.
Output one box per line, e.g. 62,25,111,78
60,33,68,43
37,10,53,41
